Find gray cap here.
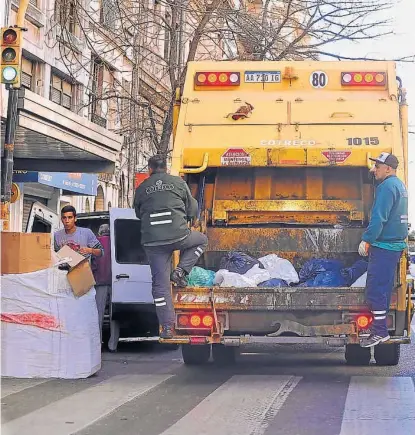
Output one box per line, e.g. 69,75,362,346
369,152,399,169
98,224,110,236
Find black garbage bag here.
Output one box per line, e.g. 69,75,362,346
340,260,369,286
219,251,264,274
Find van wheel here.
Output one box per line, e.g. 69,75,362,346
374,344,400,366
345,344,371,366
212,345,236,365
181,344,211,365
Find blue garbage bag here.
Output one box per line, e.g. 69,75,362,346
298,271,346,287
219,251,264,274
187,267,215,287
341,260,368,286
298,259,344,283
258,278,288,287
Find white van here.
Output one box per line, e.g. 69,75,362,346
27,204,157,351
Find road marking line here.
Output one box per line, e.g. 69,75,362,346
160,375,301,435
1,379,50,399
2,374,172,435
340,376,415,435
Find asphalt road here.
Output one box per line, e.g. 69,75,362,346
2,330,415,435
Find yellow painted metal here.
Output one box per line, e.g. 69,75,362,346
182,146,391,167
399,100,409,186
180,152,209,174
212,199,364,223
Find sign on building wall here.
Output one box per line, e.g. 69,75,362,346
13,171,98,196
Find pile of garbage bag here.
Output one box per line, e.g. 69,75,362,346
186,251,368,289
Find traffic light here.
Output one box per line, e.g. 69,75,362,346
1,27,23,87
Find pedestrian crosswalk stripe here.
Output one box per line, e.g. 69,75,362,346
340,376,415,435
1,379,50,399
2,374,172,435
159,375,301,435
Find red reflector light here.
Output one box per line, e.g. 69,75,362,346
178,315,189,326
190,336,208,345
195,71,240,87
356,314,373,329
341,72,386,86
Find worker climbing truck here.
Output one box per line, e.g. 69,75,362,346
163,61,412,366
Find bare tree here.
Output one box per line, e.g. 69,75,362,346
46,0,412,201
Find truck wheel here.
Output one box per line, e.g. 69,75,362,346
181,344,211,365
345,344,371,366
374,344,401,366
212,344,236,365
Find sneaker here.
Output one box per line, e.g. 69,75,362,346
360,334,390,348
160,324,175,339
170,267,188,287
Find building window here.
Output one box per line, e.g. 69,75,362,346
21,57,34,90
29,0,38,8
100,0,117,30
50,73,73,110
56,0,77,35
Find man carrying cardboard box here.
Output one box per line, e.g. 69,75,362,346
54,205,104,260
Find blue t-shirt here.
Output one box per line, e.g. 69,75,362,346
54,227,103,259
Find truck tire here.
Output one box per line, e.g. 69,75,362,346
374,344,400,366
345,344,371,366
181,344,211,365
212,344,236,365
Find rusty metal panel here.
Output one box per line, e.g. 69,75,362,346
173,287,389,311
206,227,364,254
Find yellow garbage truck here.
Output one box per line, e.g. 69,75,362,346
164,61,412,366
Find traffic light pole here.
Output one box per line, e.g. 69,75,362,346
0,0,29,231
1,86,18,231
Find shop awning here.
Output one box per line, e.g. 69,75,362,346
1,88,122,173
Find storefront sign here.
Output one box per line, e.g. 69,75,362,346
12,171,98,195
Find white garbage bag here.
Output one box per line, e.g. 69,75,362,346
1,267,101,379
258,254,299,285
214,269,257,288
410,264,415,278
351,272,367,287
243,264,271,285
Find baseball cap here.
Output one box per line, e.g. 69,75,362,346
369,152,399,169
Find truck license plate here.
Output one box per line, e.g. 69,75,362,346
245,71,281,83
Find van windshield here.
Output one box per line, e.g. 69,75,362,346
114,219,147,264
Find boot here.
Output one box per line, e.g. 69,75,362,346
160,324,175,339
170,267,188,287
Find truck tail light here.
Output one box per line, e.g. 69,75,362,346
195,71,240,87
356,314,373,329
341,72,386,86
176,312,215,329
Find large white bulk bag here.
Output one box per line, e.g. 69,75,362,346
1,267,101,379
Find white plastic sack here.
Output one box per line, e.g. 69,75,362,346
410,264,415,278
243,264,271,285
258,254,299,285
351,272,367,287
214,269,257,288
1,267,101,379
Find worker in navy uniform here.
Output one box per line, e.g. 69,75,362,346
133,155,208,339
358,153,408,347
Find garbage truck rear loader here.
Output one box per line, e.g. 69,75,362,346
162,61,412,366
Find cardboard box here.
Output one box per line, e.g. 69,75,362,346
1,232,52,274
56,245,96,297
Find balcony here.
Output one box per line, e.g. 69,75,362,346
1,88,122,173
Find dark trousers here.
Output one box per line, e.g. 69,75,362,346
144,231,208,325
365,246,402,336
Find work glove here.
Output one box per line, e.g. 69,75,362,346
358,241,369,257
